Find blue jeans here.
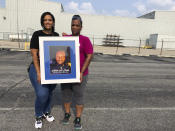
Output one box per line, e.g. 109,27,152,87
28,64,56,117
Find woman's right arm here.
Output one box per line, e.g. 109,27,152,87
31,49,41,83
62,32,68,36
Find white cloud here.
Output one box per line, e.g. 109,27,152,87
80,2,96,14
66,1,79,11
170,5,175,10
65,1,96,14
146,0,175,11
63,0,175,17
134,2,147,13
147,0,175,7
114,9,137,17
80,3,93,11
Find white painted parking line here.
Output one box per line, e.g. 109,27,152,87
86,107,175,111
1,107,175,111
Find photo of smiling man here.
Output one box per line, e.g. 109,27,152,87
50,46,71,74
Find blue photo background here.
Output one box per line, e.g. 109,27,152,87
44,41,77,80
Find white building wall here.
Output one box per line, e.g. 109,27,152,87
1,0,175,47
155,11,175,22
56,13,156,46
150,34,175,49
1,0,62,33
56,12,175,46
0,8,6,31
0,8,6,39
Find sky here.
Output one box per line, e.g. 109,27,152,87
0,0,5,8
0,0,175,17
49,0,175,17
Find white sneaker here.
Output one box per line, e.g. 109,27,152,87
35,117,43,129
44,112,55,122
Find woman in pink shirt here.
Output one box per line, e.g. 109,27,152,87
61,15,93,130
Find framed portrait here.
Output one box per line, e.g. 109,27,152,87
39,37,80,84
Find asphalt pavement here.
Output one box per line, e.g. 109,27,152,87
1,50,175,131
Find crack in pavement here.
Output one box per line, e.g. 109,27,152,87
0,78,28,100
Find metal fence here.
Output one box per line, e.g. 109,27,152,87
0,32,32,42
86,34,175,57
0,32,175,57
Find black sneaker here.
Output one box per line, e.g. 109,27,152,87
74,117,82,130
62,113,71,125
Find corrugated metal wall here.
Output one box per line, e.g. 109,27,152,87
3,0,61,33
1,0,175,47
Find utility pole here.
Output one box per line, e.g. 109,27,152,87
17,0,20,48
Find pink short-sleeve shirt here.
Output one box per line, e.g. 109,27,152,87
78,35,93,76
66,35,93,75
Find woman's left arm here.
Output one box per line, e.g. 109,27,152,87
80,54,93,82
